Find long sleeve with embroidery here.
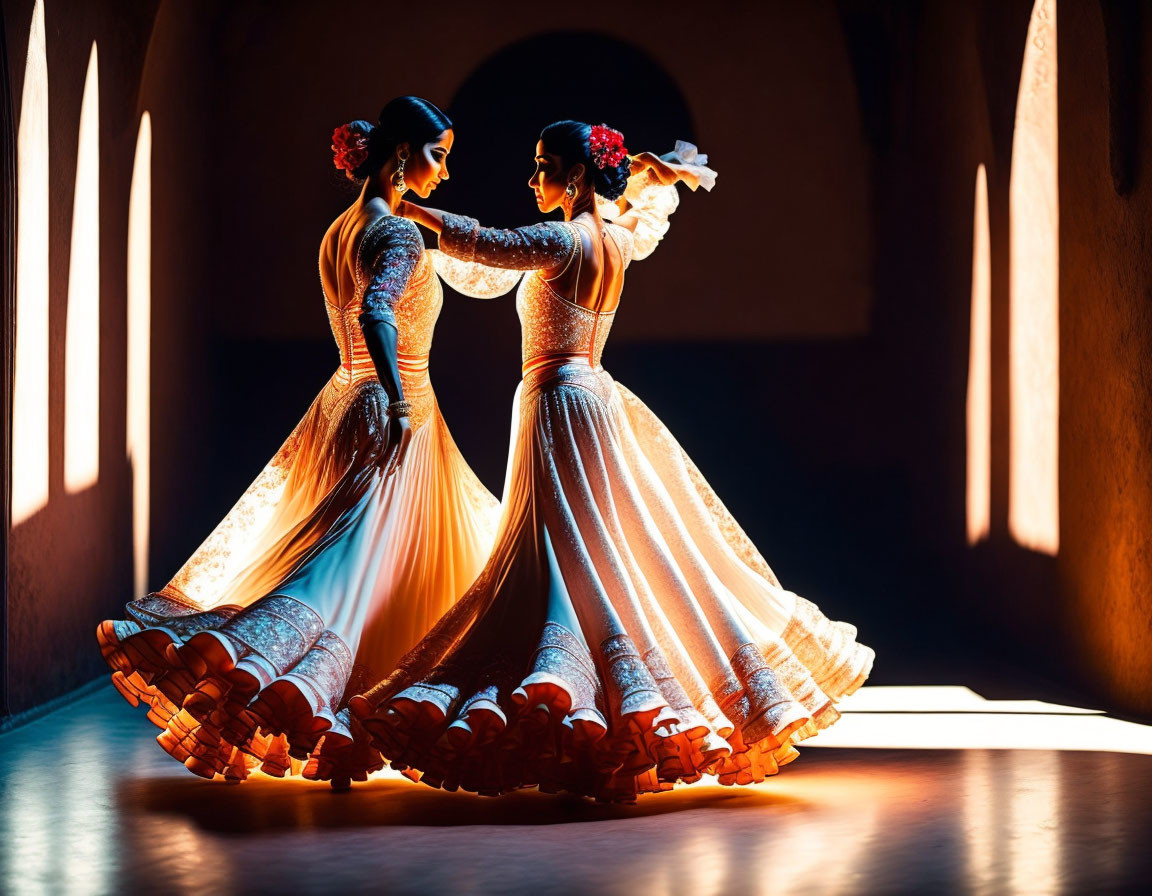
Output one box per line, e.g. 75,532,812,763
357,216,424,402
596,169,680,262
358,216,424,328
438,212,575,272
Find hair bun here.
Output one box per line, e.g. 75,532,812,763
539,119,632,201
589,124,629,201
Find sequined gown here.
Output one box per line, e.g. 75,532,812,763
97,215,500,782
351,171,875,801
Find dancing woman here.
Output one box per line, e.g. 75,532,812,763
97,97,502,786
350,121,874,801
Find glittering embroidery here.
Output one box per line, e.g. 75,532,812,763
642,644,696,719
290,630,355,713
519,278,616,370
729,642,808,744
322,379,390,464
165,417,306,608
355,216,424,325
440,213,576,271
222,595,325,676
526,622,603,714
601,633,665,717
125,592,203,622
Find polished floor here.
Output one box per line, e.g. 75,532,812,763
2,684,1151,895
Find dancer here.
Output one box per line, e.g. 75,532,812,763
97,97,501,786
350,121,874,801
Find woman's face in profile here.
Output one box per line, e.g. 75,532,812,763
403,129,453,198
528,140,569,213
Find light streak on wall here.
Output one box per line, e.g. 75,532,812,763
1009,0,1059,554
127,112,152,596
967,164,991,545
11,0,50,525
64,42,101,493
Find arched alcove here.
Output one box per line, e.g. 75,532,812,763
446,32,695,229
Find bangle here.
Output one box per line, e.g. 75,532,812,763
386,399,412,419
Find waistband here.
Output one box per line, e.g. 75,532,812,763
521,353,611,400
522,352,592,377
397,351,430,375
336,351,430,387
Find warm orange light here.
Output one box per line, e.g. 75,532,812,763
128,112,152,596
12,0,50,525
64,42,101,493
1009,0,1059,555
966,164,991,545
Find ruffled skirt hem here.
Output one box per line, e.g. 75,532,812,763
351,617,872,803
97,593,385,786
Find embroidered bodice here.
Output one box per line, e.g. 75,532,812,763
437,215,641,371
515,240,624,369
322,215,440,387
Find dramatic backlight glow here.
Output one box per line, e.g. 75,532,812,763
64,42,101,492
12,0,50,525
966,164,991,544
1009,0,1059,554
128,113,152,597
813,686,1152,754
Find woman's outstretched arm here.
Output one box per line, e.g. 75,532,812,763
398,202,577,274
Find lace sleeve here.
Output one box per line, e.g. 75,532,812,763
605,223,635,268
356,216,424,327
428,249,523,299
439,212,576,271
621,170,680,261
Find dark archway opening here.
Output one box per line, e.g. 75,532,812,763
445,31,695,228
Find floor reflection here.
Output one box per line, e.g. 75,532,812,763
2,686,1150,894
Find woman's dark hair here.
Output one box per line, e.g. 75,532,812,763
336,96,451,182
540,120,630,201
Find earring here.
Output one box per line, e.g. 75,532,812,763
563,179,578,214
392,149,409,194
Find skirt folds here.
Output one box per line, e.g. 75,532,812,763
353,361,873,801
97,371,499,785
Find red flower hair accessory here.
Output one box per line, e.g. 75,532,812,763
589,124,628,169
332,123,372,176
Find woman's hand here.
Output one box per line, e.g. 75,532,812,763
629,151,709,191
629,152,680,186
380,414,412,477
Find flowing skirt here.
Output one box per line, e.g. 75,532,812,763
97,367,499,783
351,360,874,801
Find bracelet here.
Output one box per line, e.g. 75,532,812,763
386,399,412,419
